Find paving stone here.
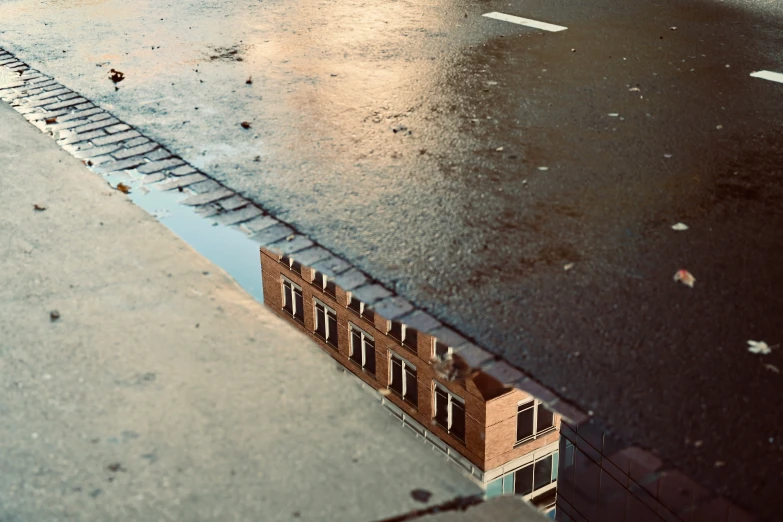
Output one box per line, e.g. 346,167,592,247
181,188,234,206
217,195,250,211
62,142,94,154
67,117,120,135
371,296,414,320
311,255,352,277
516,377,559,404
43,82,65,91
71,142,124,160
453,343,494,369
430,326,468,349
194,203,223,218
14,87,44,99
0,81,27,91
170,165,197,176
239,215,279,234
213,205,263,226
42,97,87,111
141,173,166,184
91,130,141,146
268,235,314,255
54,107,104,123
351,284,393,305
89,112,113,122
156,173,207,191
57,129,106,146
294,247,332,267
105,123,131,134
27,76,54,86
48,118,101,133
189,180,221,194
57,92,81,102
113,141,159,160
136,157,185,175
73,102,94,111
333,268,368,292
91,156,147,175
398,310,442,334
144,147,173,161
249,223,295,246
21,87,70,103
484,361,526,386
123,137,150,148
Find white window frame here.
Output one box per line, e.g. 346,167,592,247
433,382,464,437
346,292,373,319
387,321,417,349
311,269,336,297
279,254,302,274
432,338,453,359
313,297,337,346
281,276,303,320
388,352,417,403
516,399,556,445
349,322,375,371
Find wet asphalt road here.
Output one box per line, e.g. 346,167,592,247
1,0,782,517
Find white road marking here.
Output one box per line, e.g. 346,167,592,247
482,12,567,32
750,70,783,84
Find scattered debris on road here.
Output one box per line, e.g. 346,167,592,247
671,222,689,231
33,203,46,211
109,68,125,84
49,310,60,321
241,121,251,129
747,340,772,355
246,76,252,85
564,263,575,271
410,489,432,503
114,182,131,194
45,117,57,124
673,269,695,287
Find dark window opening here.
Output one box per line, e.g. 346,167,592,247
435,340,450,358
389,321,403,341
403,328,418,350
434,386,464,441
290,260,302,275
537,403,554,433
517,402,535,442
389,354,418,407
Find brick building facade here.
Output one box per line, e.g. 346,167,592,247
260,247,561,513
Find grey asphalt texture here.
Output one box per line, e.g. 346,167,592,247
1,0,782,518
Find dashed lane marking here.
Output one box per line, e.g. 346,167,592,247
482,12,567,32
750,70,783,84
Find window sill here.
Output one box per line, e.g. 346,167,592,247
346,306,374,325
388,388,418,410
513,426,557,448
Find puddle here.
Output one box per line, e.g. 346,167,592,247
104,171,264,302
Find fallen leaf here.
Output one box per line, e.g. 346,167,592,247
664,153,673,158
564,263,575,271
747,340,771,355
608,113,620,117
537,166,549,171
716,125,723,130
671,222,689,231
693,440,703,447
765,364,779,374
410,489,432,503
45,117,57,124
246,76,253,85
714,461,725,468
116,183,131,194
33,204,47,211
673,269,695,287
629,87,641,92
495,146,504,152
240,121,251,129
670,26,678,30
108,68,125,84
50,310,60,321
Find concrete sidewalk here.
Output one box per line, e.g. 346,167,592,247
0,101,482,521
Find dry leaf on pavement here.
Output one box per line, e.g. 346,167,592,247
33,204,47,211
671,222,689,231
747,340,772,355
673,269,695,287
116,182,131,194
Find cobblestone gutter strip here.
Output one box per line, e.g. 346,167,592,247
0,49,753,522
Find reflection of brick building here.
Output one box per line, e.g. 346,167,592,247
261,247,561,507
556,420,755,522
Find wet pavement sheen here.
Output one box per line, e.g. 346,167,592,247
1,0,782,518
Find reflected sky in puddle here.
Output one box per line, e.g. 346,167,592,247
105,171,264,302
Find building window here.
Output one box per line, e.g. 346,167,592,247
349,323,376,375
389,353,418,407
433,339,452,359
388,321,418,351
517,400,555,444
433,383,465,442
314,298,338,348
282,277,304,322
279,255,302,275
347,293,374,322
514,451,558,497
311,270,336,298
